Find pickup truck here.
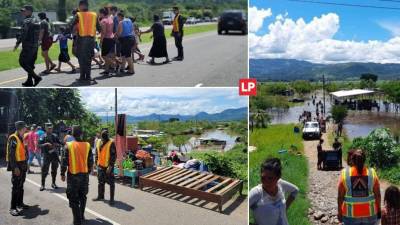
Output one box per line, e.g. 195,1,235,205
302,121,321,139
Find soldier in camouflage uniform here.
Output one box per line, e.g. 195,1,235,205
13,5,42,87
39,123,62,191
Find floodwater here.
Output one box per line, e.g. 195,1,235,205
267,91,400,139
167,129,238,152
344,111,400,139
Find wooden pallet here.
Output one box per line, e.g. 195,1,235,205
139,167,243,212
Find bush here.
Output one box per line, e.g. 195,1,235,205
331,105,348,123
349,128,400,168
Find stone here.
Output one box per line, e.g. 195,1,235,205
314,211,325,220
321,216,329,223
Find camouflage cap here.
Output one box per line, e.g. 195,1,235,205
15,121,27,130
20,5,33,12
45,123,53,129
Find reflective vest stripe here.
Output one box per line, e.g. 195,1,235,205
344,196,375,202
67,142,90,174
97,139,112,167
77,12,97,37
173,15,179,32
6,133,26,162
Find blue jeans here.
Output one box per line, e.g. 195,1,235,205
28,151,42,167
343,216,378,225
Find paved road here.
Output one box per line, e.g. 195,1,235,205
0,23,217,51
0,164,247,225
0,31,247,87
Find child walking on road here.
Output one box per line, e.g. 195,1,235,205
54,27,76,73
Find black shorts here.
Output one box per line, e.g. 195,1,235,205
101,38,115,57
119,36,134,58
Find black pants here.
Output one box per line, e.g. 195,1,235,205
19,47,39,84
173,32,184,58
11,168,26,209
67,174,89,225
97,167,115,199
76,36,95,80
42,153,59,186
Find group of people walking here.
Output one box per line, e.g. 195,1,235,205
250,151,400,225
14,1,186,86
6,121,117,225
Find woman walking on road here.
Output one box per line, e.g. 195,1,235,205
140,15,170,65
337,150,381,225
249,158,299,225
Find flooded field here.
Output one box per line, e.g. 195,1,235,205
267,91,400,139
167,129,238,152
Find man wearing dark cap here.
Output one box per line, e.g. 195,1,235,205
14,5,42,87
69,0,101,82
171,6,186,61
39,122,62,191
93,129,116,205
61,125,93,225
6,121,30,216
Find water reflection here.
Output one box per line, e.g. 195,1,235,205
167,129,238,152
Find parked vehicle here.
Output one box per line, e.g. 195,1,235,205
302,121,321,139
186,17,197,25
162,11,175,25
218,10,247,35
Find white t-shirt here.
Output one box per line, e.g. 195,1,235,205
249,179,299,225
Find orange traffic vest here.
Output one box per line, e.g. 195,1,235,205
6,132,26,162
341,166,377,219
172,15,180,32
77,12,97,37
96,139,113,167
67,141,91,174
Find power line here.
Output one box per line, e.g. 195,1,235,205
288,0,400,10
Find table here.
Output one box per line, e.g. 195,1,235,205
114,167,156,187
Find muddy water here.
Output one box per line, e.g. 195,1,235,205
167,129,238,152
269,91,332,124
344,111,400,139
268,91,400,139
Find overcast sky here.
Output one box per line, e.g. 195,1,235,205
79,88,247,116
250,0,400,64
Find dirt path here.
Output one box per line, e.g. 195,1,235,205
304,122,399,225
305,123,341,224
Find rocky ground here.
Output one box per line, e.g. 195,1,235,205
304,123,341,225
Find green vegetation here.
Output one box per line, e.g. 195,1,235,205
0,24,216,71
0,0,245,37
16,89,101,140
331,105,348,124
249,124,310,225
348,128,400,184
188,143,248,195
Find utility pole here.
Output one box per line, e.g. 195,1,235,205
323,74,326,115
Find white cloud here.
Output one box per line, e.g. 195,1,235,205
249,12,400,64
249,6,272,33
79,88,246,116
378,20,400,37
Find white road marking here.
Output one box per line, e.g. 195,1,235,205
0,168,121,225
194,83,203,87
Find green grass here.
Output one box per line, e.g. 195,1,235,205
0,24,217,72
249,124,311,225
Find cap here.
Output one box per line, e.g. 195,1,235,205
72,125,82,138
20,5,33,12
45,123,53,129
15,121,27,130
